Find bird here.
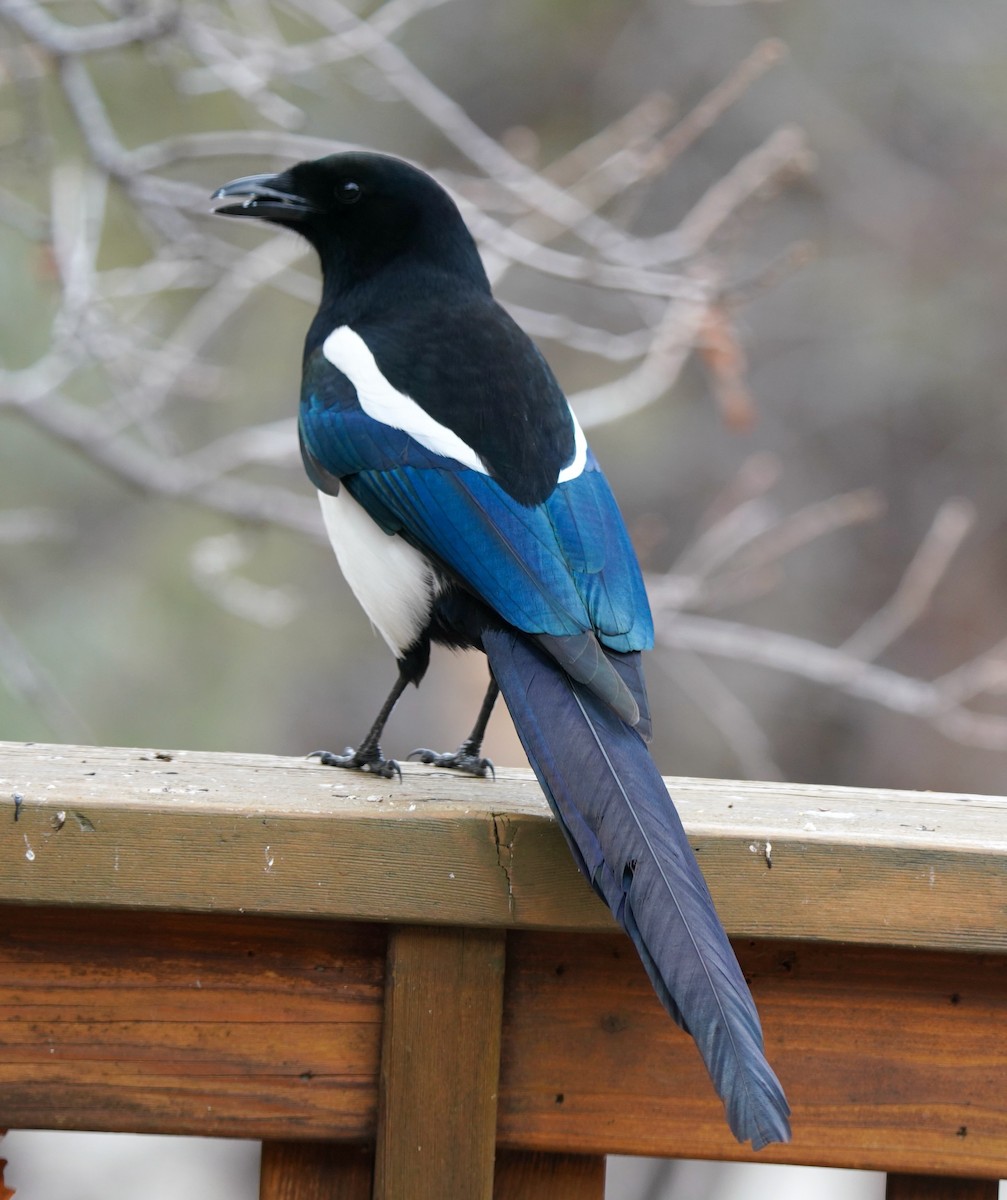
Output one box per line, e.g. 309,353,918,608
212,150,791,1149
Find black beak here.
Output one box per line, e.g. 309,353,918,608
211,172,316,222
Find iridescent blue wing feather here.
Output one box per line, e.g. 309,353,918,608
300,389,653,653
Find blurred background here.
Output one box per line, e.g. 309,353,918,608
1,0,1006,1196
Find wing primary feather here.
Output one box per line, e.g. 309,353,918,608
483,627,791,1150
535,631,640,727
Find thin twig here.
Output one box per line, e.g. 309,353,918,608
573,279,717,428
658,613,1007,752
645,40,788,174
0,0,178,56
656,651,783,780
841,498,976,661
617,125,814,267
0,606,92,742
6,390,322,536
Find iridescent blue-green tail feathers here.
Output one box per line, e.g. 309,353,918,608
483,628,791,1150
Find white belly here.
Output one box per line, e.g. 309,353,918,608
317,488,439,658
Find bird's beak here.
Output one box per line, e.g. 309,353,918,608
211,172,316,221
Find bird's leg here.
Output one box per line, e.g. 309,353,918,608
308,669,410,780
409,676,498,778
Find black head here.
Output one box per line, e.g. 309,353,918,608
212,151,489,295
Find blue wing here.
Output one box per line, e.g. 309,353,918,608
299,362,653,656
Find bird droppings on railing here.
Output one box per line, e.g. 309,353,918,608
749,841,773,869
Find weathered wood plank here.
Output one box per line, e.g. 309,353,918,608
497,933,1007,1178
374,926,506,1200
256,1143,608,1199
493,1151,605,1199
1,742,1004,953
1,907,1003,1178
886,1175,1000,1200
0,907,384,1139
0,743,591,931
259,1142,372,1200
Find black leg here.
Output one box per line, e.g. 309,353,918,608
308,669,409,780
409,677,499,779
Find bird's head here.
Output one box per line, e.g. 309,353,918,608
212,151,488,293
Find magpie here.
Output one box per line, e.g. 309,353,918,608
212,151,791,1148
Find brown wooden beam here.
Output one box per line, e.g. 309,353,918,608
3,742,1005,956
497,931,1007,1175
1,908,1005,1179
0,907,384,1140
260,1142,372,1200
373,926,506,1200
494,1151,605,1199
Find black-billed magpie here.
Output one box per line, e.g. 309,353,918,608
212,151,790,1148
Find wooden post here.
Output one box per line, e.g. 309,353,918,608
886,1176,1000,1200
373,926,507,1200
260,1142,372,1200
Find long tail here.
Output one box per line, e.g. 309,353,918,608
483,627,791,1149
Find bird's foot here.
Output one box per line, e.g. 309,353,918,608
307,746,402,781
408,742,495,779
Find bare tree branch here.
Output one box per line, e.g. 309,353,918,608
656,651,784,780
841,498,976,661
1,388,320,535
658,612,1007,752
0,0,178,56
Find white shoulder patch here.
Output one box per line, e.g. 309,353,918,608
558,407,588,483
322,325,488,475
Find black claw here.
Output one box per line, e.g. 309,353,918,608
307,747,401,780
408,746,495,779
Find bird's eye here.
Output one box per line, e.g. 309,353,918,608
337,180,362,205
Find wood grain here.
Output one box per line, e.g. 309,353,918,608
373,926,506,1200
1,741,1004,952
1,743,1005,1184
1,907,1003,1179
257,1139,607,1197
0,907,384,1140
497,932,1007,1178
259,1142,372,1200
493,1151,605,1199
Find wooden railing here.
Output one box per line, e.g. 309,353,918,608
0,741,1003,1199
